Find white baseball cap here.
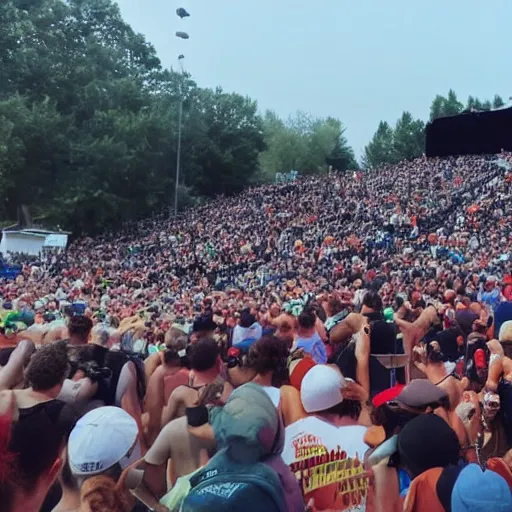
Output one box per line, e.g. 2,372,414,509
300,365,346,413
68,406,138,476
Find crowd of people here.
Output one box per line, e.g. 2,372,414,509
1,151,512,511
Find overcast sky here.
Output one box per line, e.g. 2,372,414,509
115,0,511,158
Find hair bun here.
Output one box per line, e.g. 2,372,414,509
80,475,134,512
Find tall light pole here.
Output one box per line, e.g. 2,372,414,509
174,56,185,218
174,10,190,218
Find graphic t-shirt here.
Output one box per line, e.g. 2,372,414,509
282,416,369,511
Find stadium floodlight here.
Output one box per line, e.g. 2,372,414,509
176,31,189,40
174,56,185,218
176,8,190,18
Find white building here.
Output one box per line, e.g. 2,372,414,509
0,228,69,257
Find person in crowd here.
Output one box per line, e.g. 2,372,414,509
65,406,144,512
294,308,327,364
2,152,512,511
0,343,82,512
181,383,304,511
67,315,94,346
450,463,512,512
144,330,189,446
0,339,35,391
228,335,306,426
133,402,215,508
397,414,461,512
493,288,512,340
274,312,297,349
161,337,230,426
5,342,71,410
322,293,350,338
478,391,509,462
371,379,449,442
282,364,371,511
189,314,217,345
0,371,76,512
487,320,512,445
413,339,467,410
478,276,502,313
231,308,263,352
52,442,83,512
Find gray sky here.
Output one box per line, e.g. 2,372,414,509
115,0,511,158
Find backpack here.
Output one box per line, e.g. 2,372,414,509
104,350,146,404
180,449,287,512
66,344,146,405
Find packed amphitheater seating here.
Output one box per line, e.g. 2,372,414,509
6,151,510,318
1,152,512,512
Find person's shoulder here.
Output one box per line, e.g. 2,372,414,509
285,415,333,435
340,424,368,439
168,383,190,400
164,415,189,437
151,365,166,380
0,389,15,415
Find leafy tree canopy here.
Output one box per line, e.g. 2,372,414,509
0,0,358,234
259,111,357,180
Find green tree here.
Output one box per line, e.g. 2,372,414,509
185,87,265,197
430,89,464,120
467,94,505,112
260,111,356,178
361,121,396,168
0,95,72,223
430,95,447,122
466,96,478,110
363,112,424,168
325,118,358,172
493,94,505,109
481,100,492,111
0,0,274,233
0,0,358,233
392,112,425,161
444,89,464,116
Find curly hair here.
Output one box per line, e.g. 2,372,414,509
80,475,134,512
297,308,316,330
247,335,289,380
187,337,219,372
25,342,69,392
68,315,93,344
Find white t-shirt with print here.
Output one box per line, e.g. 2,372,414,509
282,416,369,512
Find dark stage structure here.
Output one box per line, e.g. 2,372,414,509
425,106,512,157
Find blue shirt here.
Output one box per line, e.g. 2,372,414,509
296,332,327,364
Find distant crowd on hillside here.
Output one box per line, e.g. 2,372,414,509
1,152,512,512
